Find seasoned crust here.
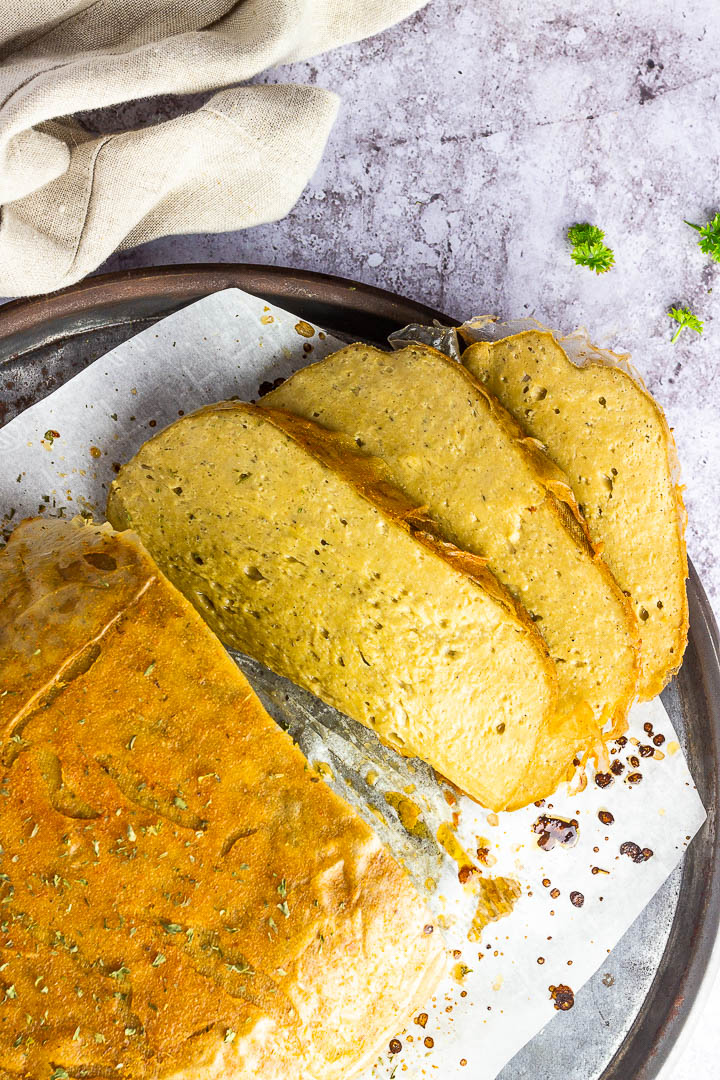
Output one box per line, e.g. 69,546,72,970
463,330,687,700
0,518,446,1080
107,401,559,811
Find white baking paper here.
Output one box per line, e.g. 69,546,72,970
0,289,707,1079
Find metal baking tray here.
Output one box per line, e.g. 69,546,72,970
1,264,718,1079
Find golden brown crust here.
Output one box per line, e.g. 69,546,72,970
464,330,688,700
0,517,445,1080
558,331,689,697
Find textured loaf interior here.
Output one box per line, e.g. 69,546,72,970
265,343,639,733
0,517,445,1080
107,401,559,811
463,330,688,699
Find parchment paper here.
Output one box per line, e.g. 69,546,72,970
0,289,706,1079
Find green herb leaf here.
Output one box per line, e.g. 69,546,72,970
226,961,254,976
277,878,287,899
667,306,704,343
163,923,183,934
143,662,155,677
277,901,290,919
567,223,615,274
224,1028,236,1043
685,212,720,262
51,1069,69,1080
5,984,17,999
173,796,188,810
152,954,166,967
108,965,130,980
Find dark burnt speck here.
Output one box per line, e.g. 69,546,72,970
532,815,579,851
258,376,286,397
549,984,575,1011
620,842,654,864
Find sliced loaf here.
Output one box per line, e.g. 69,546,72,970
107,401,559,811
264,343,639,735
463,330,687,699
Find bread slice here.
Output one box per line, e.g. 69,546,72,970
264,343,639,738
463,330,688,699
0,517,446,1080
107,401,559,811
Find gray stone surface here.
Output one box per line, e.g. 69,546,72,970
15,1,720,1074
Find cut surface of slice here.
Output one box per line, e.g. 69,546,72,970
0,517,445,1080
107,401,558,811
265,343,639,734
463,330,687,699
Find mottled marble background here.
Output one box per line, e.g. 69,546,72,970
13,0,720,1074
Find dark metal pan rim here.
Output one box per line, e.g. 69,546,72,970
0,263,718,1080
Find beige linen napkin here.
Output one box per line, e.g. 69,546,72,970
0,1,425,298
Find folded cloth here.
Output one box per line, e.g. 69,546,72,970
0,0,426,297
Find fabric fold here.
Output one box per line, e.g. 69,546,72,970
0,0,426,297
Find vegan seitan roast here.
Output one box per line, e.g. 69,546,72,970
107,402,561,812
263,342,639,737
0,517,446,1080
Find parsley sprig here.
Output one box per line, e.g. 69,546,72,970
567,223,615,274
667,306,704,343
685,213,720,263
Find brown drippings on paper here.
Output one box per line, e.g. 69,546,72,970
532,814,579,851
476,838,496,867
467,876,522,942
549,984,575,1010
620,841,654,863
437,821,473,870
294,320,315,338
